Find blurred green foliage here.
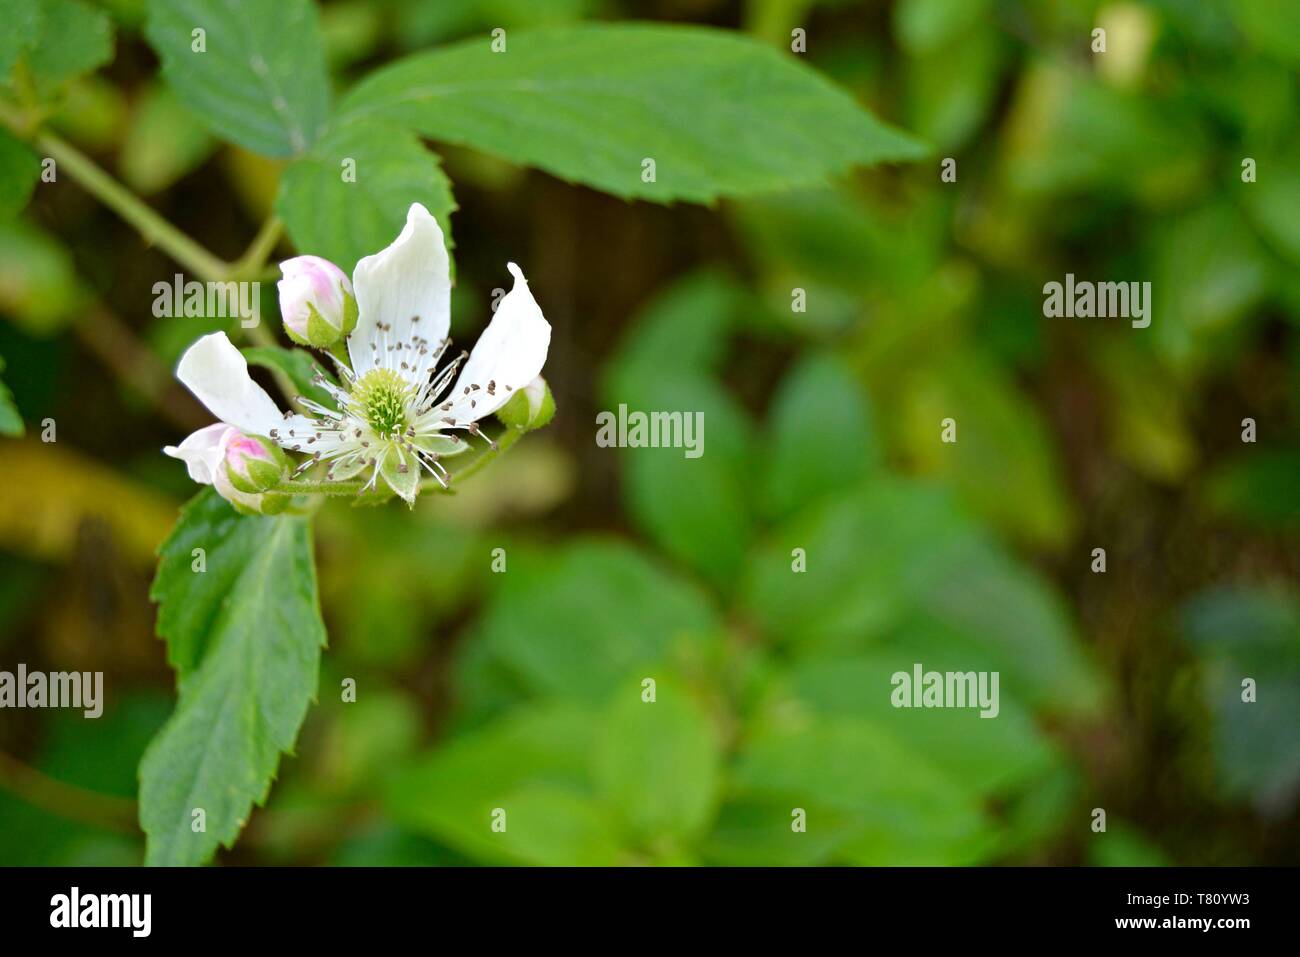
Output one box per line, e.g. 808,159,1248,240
0,0,1297,866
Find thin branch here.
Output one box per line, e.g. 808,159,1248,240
0,749,139,835
0,103,284,284
34,129,233,281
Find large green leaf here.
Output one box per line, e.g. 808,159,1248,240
276,119,457,272
468,539,720,705
603,271,746,396
0,0,40,81
1149,202,1269,370
602,274,757,586
616,375,756,589
339,24,924,203
742,479,1104,714
702,794,865,866
385,703,620,864
22,0,114,94
592,678,722,845
145,0,329,157
139,489,326,866
762,352,879,520
730,715,996,865
781,653,1061,798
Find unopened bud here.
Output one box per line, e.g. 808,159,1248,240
278,255,357,348
223,432,289,494
495,375,555,431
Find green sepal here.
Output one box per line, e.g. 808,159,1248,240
381,449,420,505
496,377,555,432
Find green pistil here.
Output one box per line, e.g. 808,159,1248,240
351,367,412,439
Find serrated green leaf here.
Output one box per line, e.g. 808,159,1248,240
277,119,456,273
593,678,721,844
0,354,23,437
140,489,326,866
144,0,329,157
24,0,114,94
242,345,336,410
340,24,924,203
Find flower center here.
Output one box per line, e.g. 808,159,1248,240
351,367,412,439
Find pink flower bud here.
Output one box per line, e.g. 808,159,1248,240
278,255,357,348
223,432,287,494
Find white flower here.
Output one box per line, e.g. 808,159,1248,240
164,203,552,504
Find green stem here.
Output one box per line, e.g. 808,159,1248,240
0,103,283,285
278,478,369,496
231,216,284,279
0,750,138,835
34,130,232,281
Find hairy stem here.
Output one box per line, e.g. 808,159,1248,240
0,103,282,284
35,130,232,281
278,478,370,496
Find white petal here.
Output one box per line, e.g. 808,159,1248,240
348,203,451,378
446,263,551,422
276,413,351,453
176,332,285,436
164,423,233,485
